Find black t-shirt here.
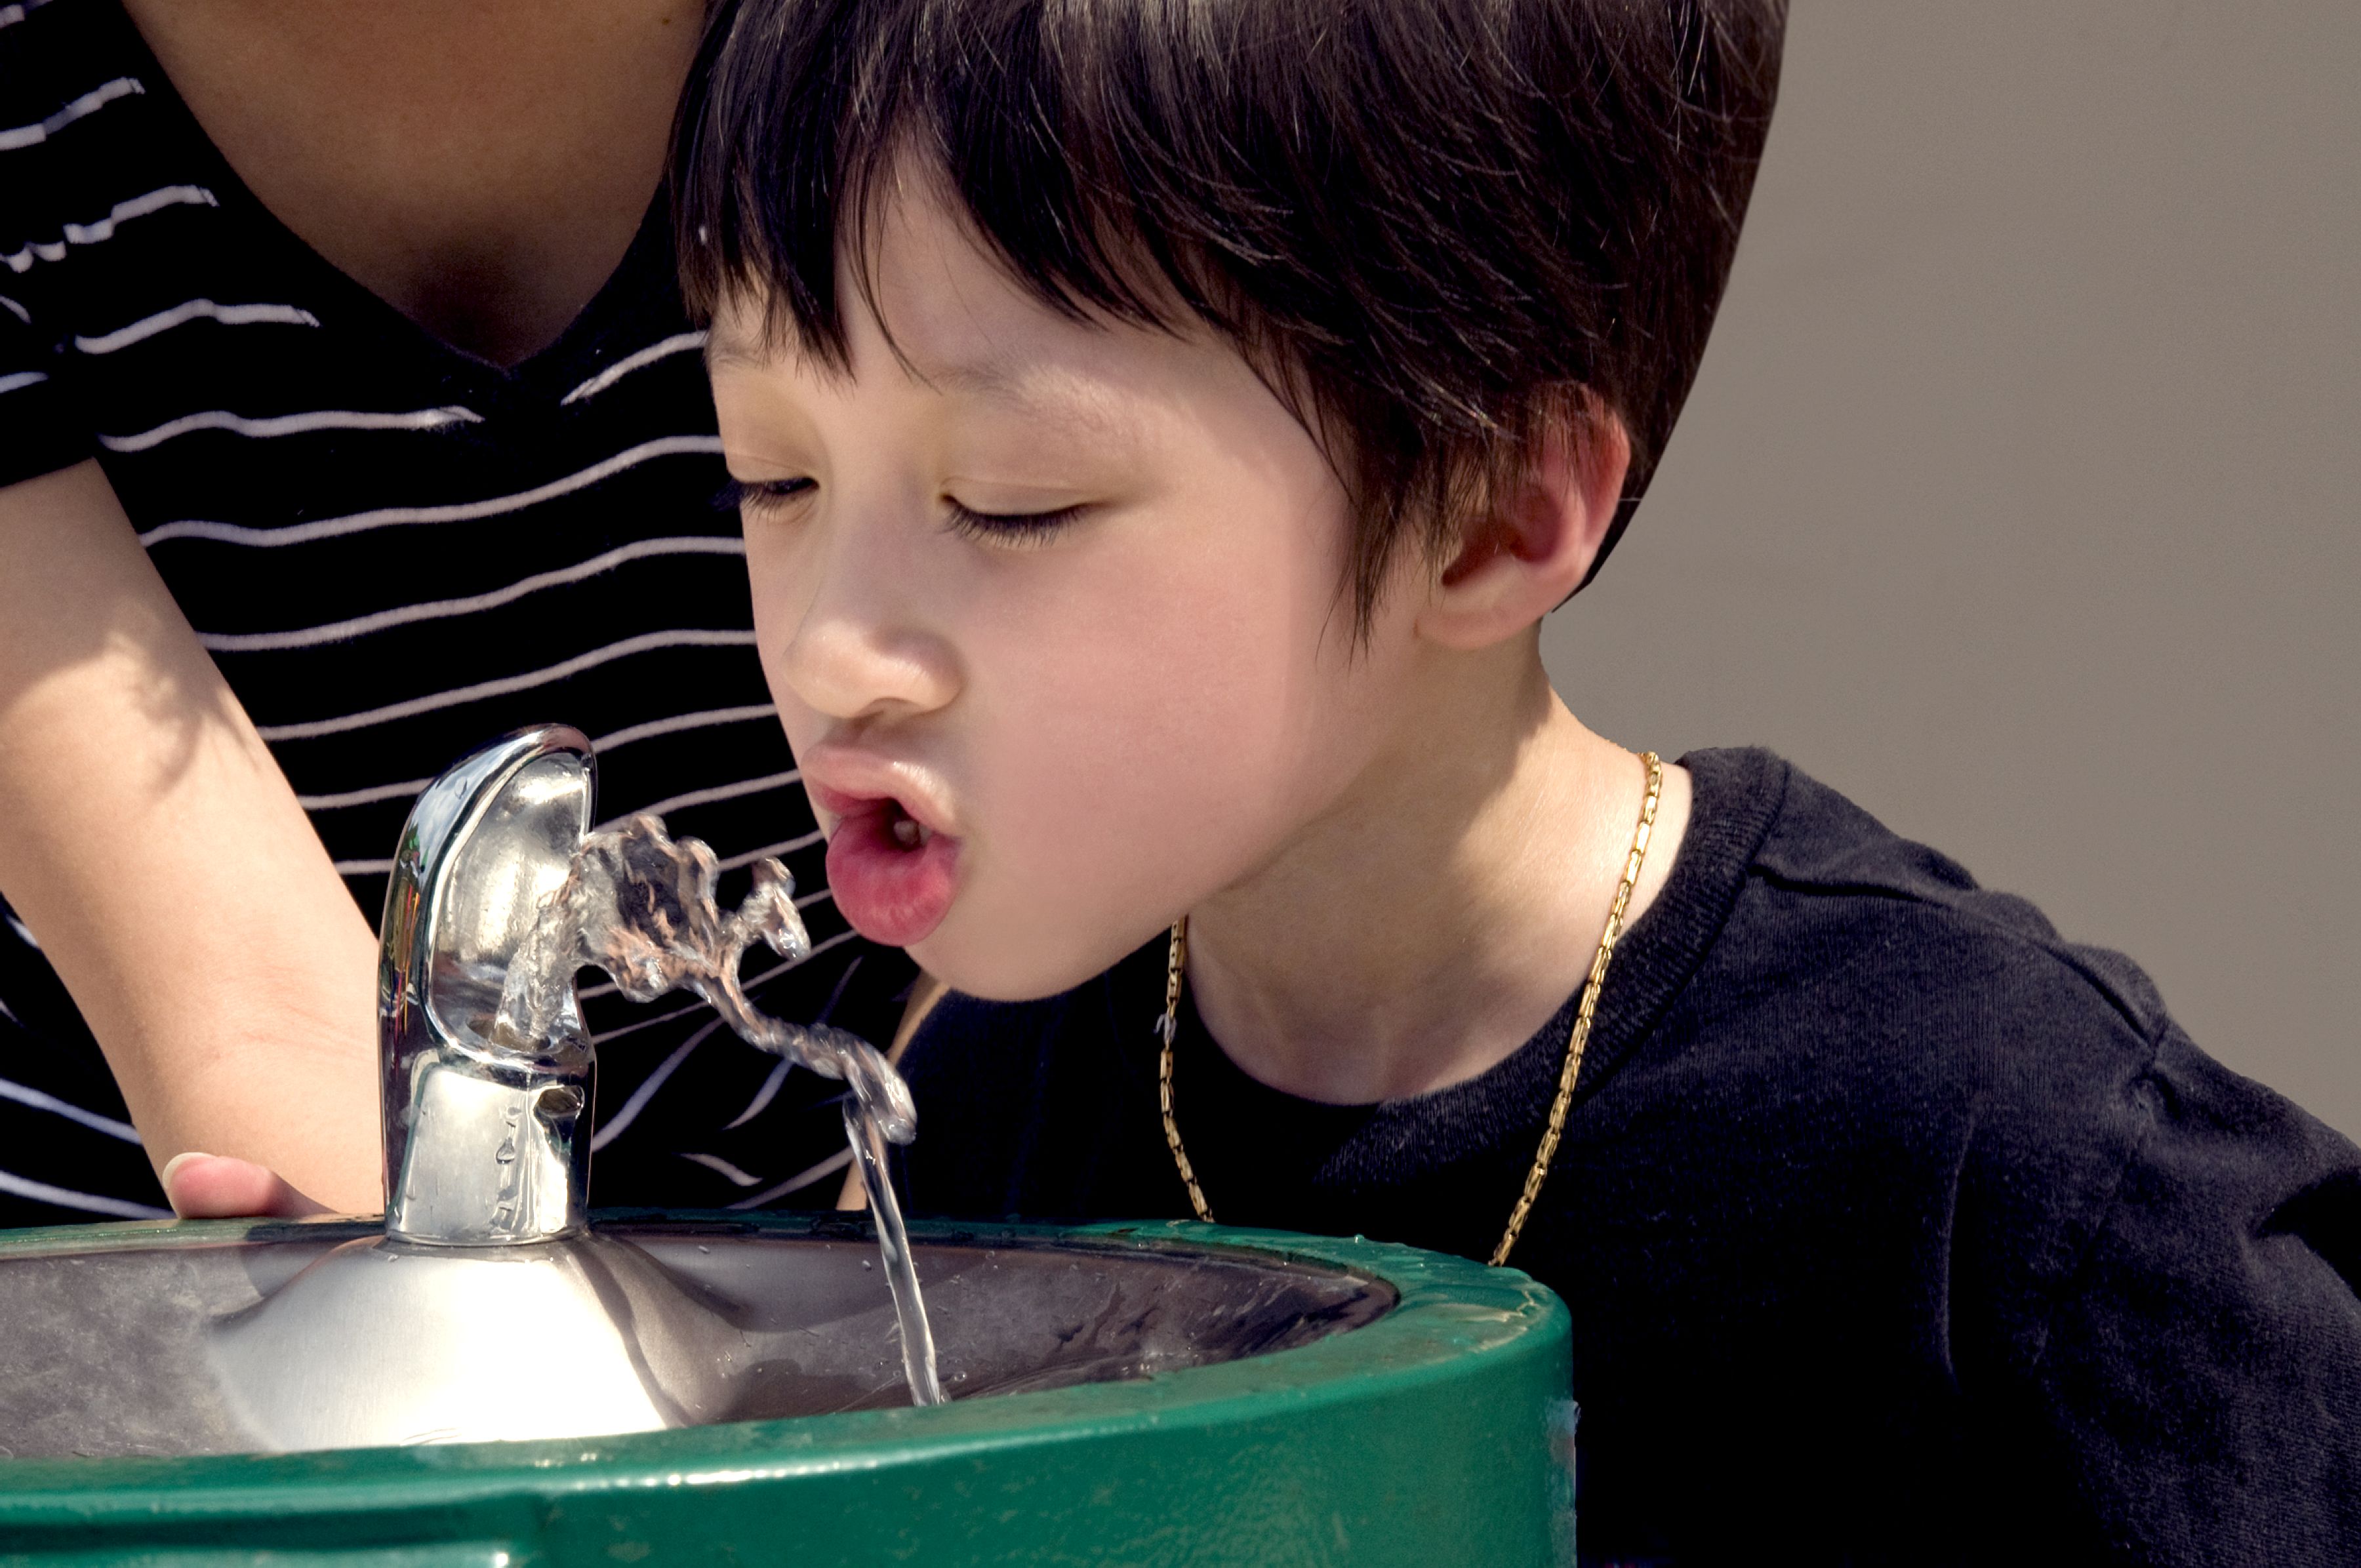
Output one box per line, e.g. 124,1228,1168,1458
0,0,912,1224
900,748,2361,1565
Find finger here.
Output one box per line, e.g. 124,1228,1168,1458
160,1152,331,1219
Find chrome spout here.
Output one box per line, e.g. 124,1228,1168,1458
377,725,596,1245
368,723,941,1404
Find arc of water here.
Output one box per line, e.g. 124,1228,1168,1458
491,814,916,1143
489,812,940,1404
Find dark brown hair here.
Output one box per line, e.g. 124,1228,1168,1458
675,0,1786,616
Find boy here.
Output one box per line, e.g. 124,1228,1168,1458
677,0,2360,1560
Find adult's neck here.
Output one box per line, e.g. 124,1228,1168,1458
121,0,700,367
1184,641,1689,1106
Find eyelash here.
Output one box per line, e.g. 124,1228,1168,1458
717,479,1085,546
941,499,1087,548
717,477,815,517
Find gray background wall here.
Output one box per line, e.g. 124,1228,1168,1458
1543,1,2358,1135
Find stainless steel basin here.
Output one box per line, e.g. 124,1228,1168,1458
0,1215,1392,1458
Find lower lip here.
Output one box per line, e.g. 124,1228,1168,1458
824,806,961,948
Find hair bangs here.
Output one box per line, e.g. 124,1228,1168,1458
675,0,1788,615
677,1,1201,366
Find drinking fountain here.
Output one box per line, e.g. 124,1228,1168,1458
0,727,1574,1564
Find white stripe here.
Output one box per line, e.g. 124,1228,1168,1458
760,931,857,988
0,77,144,153
333,858,395,876
590,704,777,753
0,1168,172,1220
590,1016,724,1152
580,928,860,1026
76,298,318,355
725,1058,795,1132
598,768,800,829
559,331,708,405
584,992,702,1034
0,370,46,395
6,912,38,950
137,433,722,548
197,536,743,652
677,1151,764,1188
313,761,796,823
251,628,757,742
0,1075,142,1143
716,829,826,872
0,292,27,323
64,184,215,243
725,1146,854,1210
4,184,216,271
0,1,59,33
102,403,479,455
297,777,432,811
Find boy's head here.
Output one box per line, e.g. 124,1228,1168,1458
676,0,1785,995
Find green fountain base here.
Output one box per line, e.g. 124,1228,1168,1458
0,1213,1571,1566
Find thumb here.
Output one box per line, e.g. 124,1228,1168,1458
161,1152,331,1219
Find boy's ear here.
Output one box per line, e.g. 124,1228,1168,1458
1416,409,1632,652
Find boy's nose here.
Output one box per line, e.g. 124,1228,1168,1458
777,614,958,725
769,517,960,725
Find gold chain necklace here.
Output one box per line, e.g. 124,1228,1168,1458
1157,750,1665,1268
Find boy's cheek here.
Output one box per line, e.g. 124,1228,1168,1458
928,710,1328,999
762,664,820,762
746,565,803,714
920,750,1177,995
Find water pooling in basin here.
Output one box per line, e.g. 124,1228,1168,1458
488,811,942,1405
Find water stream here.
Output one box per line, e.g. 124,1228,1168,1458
489,813,946,1406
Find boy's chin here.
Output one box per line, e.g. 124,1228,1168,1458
908,921,1147,1006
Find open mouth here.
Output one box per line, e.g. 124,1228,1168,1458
820,791,961,948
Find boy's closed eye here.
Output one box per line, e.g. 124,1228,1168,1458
940,498,1088,548
721,473,1090,548
717,475,815,516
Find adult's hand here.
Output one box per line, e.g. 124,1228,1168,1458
161,1152,330,1219
0,461,382,1213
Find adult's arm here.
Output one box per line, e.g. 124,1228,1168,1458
0,460,380,1212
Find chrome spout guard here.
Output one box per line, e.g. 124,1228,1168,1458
377,725,596,1245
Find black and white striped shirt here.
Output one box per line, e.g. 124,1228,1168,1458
0,0,913,1226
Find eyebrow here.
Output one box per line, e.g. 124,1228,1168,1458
706,330,1135,445
915,355,1144,447
702,331,1016,394
915,356,1027,399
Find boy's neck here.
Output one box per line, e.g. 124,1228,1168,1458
1185,643,1691,1106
